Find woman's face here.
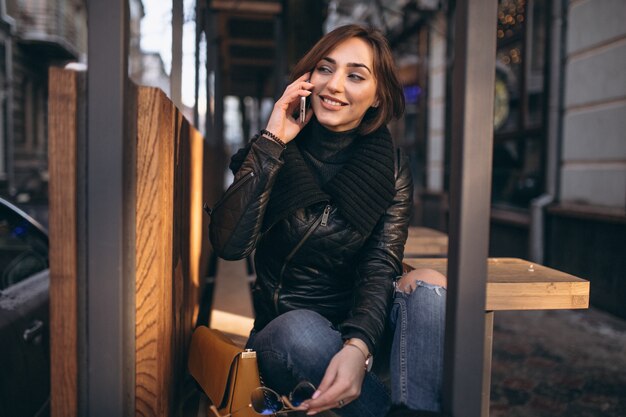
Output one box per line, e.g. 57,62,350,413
309,37,378,132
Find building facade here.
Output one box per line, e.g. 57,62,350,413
0,0,87,203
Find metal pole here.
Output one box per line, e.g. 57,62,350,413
273,8,286,99
205,7,215,144
4,38,14,195
171,0,183,109
443,0,497,416
86,1,134,416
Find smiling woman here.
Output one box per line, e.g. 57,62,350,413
207,24,446,417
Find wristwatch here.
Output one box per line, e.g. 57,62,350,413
343,339,374,372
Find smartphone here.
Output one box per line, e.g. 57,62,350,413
300,96,307,123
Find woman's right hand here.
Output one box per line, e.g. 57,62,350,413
299,345,367,415
264,73,314,144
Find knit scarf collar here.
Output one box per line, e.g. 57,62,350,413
301,120,358,164
262,122,396,237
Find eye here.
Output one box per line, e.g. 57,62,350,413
316,65,332,74
348,73,365,81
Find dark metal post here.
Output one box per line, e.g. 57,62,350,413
3,37,14,194
213,26,224,150
86,1,135,416
273,9,286,99
205,7,215,144
443,1,497,416
171,0,183,108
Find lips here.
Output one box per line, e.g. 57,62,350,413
319,95,348,107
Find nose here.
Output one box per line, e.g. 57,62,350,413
326,71,344,93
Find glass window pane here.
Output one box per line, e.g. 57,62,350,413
492,137,544,207
495,42,523,133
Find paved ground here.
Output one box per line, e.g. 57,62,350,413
490,308,626,417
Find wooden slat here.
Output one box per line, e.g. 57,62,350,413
48,67,80,417
211,0,282,14
403,258,590,311
136,87,175,417
189,126,204,338
404,226,449,256
135,86,205,416
229,57,275,67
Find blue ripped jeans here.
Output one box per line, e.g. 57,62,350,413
246,281,446,417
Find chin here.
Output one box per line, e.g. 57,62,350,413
314,114,354,132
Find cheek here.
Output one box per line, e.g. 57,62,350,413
352,90,377,109
350,84,376,102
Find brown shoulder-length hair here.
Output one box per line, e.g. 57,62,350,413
290,24,405,135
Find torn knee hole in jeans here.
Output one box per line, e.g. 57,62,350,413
394,278,445,296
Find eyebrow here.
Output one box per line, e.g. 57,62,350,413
321,57,372,74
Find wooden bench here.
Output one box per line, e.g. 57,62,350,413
403,257,590,417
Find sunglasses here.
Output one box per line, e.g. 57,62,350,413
210,381,316,417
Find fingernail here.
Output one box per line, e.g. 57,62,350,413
307,411,317,416
312,390,321,400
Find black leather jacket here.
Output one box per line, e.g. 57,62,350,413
209,136,412,351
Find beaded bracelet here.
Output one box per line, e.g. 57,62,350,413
260,129,287,149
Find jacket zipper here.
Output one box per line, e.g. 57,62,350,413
273,204,331,314
210,171,255,213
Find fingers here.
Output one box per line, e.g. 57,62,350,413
313,359,338,400
306,382,359,415
296,72,312,82
289,81,314,102
303,106,315,124
264,74,315,143
303,350,365,415
286,73,314,100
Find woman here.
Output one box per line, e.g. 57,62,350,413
209,24,446,417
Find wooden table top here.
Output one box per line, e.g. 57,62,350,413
404,227,449,257
403,258,590,311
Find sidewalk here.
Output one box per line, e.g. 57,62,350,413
491,307,626,416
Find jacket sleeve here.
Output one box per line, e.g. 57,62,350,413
209,136,285,260
338,151,413,353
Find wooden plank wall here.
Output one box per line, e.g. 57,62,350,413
49,71,205,417
49,67,81,417
135,86,204,417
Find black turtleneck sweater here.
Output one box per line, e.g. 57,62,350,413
300,120,359,186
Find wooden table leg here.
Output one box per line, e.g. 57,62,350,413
482,311,494,417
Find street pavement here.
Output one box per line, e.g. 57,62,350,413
490,307,626,416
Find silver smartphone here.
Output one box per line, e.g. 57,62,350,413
300,96,307,123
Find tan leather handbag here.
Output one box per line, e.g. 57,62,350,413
188,326,260,417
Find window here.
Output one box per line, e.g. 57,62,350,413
492,0,548,208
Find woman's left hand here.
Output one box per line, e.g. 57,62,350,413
300,346,366,415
